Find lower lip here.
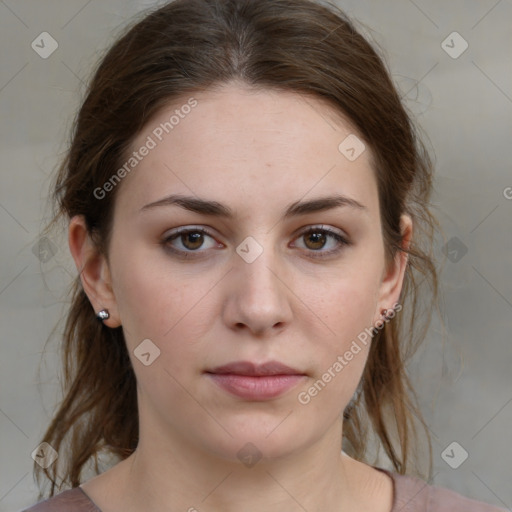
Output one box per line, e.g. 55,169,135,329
207,373,305,400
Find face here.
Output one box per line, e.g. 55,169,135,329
75,82,410,464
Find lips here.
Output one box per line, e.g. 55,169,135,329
206,360,306,400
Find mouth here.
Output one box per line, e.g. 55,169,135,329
205,360,307,400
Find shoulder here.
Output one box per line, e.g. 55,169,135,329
21,487,100,512
380,469,508,512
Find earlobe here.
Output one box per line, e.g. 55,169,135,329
68,215,121,328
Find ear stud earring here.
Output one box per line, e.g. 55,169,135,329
96,309,110,321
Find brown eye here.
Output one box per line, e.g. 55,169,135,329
162,227,219,257
295,226,350,258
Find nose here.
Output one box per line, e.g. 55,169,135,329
222,242,293,337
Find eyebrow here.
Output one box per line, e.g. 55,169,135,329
140,193,367,218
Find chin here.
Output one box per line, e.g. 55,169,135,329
199,416,317,466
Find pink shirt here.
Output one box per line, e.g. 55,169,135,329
22,467,507,511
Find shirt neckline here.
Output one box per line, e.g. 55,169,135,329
78,466,405,512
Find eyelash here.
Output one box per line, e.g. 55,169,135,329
161,225,351,260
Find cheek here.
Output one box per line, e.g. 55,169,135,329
110,246,198,348
303,258,382,397
315,264,381,343
112,261,208,401
111,254,219,387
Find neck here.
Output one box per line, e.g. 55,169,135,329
115,417,372,512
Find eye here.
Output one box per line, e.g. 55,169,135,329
162,226,219,257
293,225,350,258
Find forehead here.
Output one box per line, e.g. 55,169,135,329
113,83,379,220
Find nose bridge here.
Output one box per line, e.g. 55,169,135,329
225,232,292,333
236,235,283,299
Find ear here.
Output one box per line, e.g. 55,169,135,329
68,215,121,328
374,214,412,323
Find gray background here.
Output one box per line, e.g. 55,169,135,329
1,0,511,510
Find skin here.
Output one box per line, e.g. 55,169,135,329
69,82,412,512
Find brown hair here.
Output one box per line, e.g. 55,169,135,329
36,0,438,497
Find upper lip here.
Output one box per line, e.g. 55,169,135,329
207,360,304,376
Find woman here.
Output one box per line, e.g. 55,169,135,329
24,0,506,510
